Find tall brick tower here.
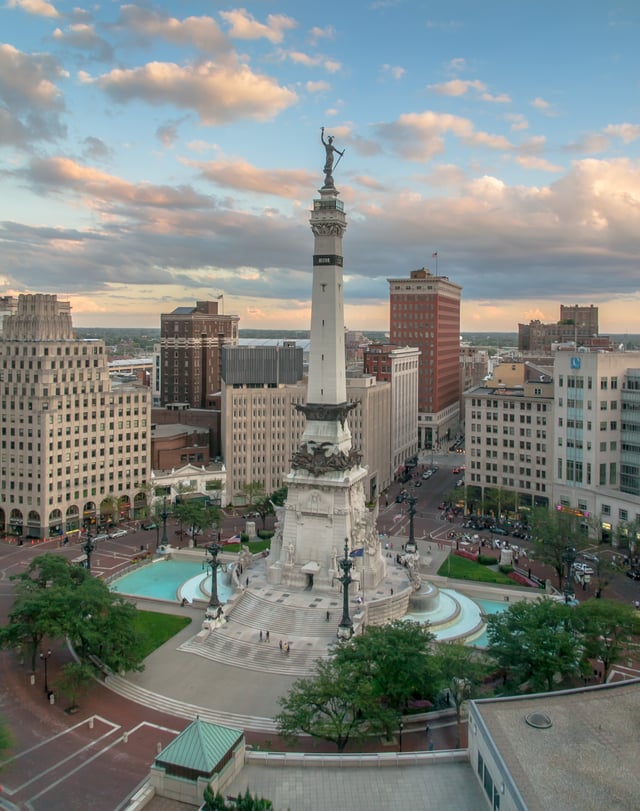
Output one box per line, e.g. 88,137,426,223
267,132,386,592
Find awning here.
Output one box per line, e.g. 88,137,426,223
301,560,321,574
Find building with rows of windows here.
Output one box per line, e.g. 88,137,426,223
0,294,151,540
464,361,554,514
552,350,640,544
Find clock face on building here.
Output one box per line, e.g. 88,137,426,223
570,356,581,369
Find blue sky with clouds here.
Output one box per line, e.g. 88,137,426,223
2,0,640,332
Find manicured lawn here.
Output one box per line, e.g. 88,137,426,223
222,539,271,554
437,553,516,585
133,611,192,659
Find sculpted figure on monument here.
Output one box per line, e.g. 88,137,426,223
321,126,344,185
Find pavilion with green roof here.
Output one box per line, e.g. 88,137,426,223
150,717,245,806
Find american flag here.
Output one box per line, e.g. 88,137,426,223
432,252,438,258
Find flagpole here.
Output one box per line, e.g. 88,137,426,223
432,252,438,276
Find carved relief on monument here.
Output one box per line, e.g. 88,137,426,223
291,440,362,476
300,488,330,515
311,222,345,238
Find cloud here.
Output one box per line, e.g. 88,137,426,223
428,79,486,96
515,155,563,172
87,61,298,125
531,96,557,115
52,24,113,62
448,58,466,72
375,111,512,161
305,80,331,93
481,91,511,103
505,113,529,132
309,26,335,45
219,9,297,43
380,64,405,80
115,6,231,56
7,0,58,18
604,123,640,144
20,156,216,211
0,44,67,145
565,133,610,155
81,136,113,162
186,157,313,199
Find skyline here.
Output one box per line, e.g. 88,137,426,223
2,1,640,333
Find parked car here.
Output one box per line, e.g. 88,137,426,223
491,526,509,536
626,568,640,580
109,529,128,538
422,470,433,479
413,480,422,487
93,533,110,542
581,552,600,563
142,522,158,530
574,562,594,575
456,479,464,488
452,467,461,474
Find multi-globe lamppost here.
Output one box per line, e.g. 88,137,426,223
204,541,223,619
82,522,96,573
405,493,417,554
337,538,354,640
40,648,52,695
160,496,170,549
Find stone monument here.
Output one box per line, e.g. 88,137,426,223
267,130,386,591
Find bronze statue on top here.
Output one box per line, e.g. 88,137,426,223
321,126,344,187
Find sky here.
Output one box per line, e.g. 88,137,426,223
2,1,640,334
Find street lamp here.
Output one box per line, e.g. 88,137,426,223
405,494,417,554
398,720,404,753
83,522,95,573
160,496,170,549
337,538,354,640
40,649,52,695
563,546,577,604
204,541,223,619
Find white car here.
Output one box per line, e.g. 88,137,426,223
110,529,128,538
422,470,433,480
574,562,594,575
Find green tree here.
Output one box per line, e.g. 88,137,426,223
486,599,584,693
574,598,640,681
276,657,396,752
239,481,266,509
0,554,146,675
173,501,218,547
434,641,489,725
56,661,94,710
333,620,439,715
252,495,274,529
529,508,588,588
270,485,288,506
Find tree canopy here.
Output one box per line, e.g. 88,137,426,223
0,554,146,675
574,598,640,681
486,598,584,693
529,508,589,588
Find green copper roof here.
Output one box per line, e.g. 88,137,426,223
155,717,243,773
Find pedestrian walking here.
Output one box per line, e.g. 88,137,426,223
279,639,283,651
266,630,270,642
259,630,263,642
245,576,249,587
326,610,331,621
425,723,430,736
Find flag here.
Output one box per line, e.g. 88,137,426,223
349,547,364,557
432,252,438,258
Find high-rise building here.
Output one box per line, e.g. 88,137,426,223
363,343,419,476
160,300,239,408
553,350,640,543
464,361,554,512
0,294,151,540
388,267,462,449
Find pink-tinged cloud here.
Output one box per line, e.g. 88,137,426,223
26,156,215,209
0,44,66,110
117,6,230,55
505,113,529,132
516,155,563,172
7,0,58,18
187,157,312,199
52,24,113,61
219,9,297,43
604,123,640,144
376,111,512,161
89,61,298,124
428,79,486,96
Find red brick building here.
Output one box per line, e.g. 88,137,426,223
387,267,461,449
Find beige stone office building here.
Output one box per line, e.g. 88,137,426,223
465,360,554,512
0,294,151,540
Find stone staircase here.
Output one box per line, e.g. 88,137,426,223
104,673,278,732
178,591,337,677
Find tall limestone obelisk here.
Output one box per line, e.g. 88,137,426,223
267,129,386,592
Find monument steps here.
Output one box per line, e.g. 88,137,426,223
104,673,277,732
178,628,330,677
228,591,341,638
